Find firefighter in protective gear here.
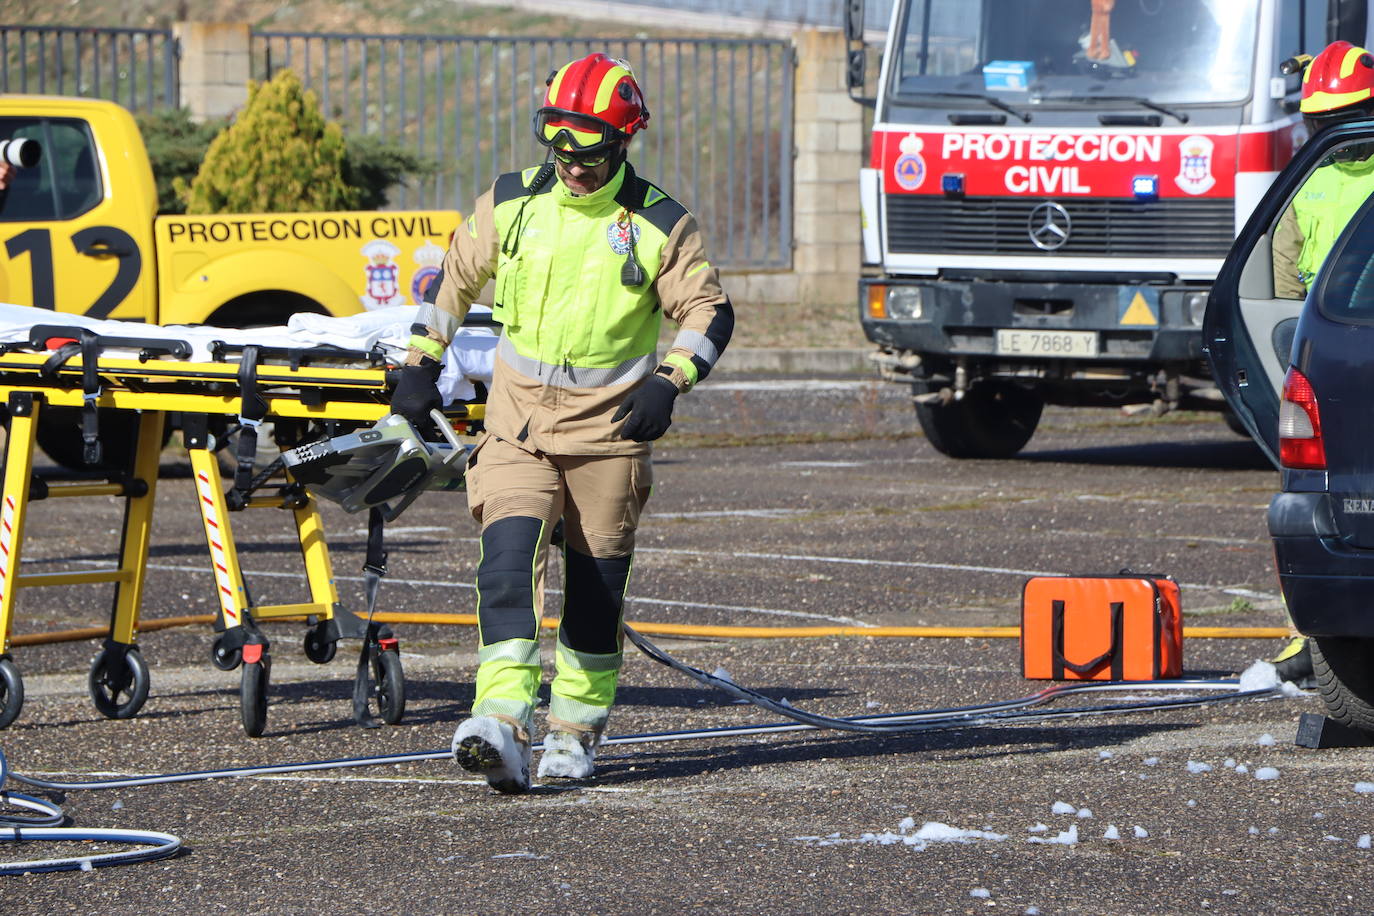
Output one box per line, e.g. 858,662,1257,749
1273,40,1374,299
393,52,733,793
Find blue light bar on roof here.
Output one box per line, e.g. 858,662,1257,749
1132,175,1159,199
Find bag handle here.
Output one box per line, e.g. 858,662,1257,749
1117,567,1176,584
1051,600,1125,679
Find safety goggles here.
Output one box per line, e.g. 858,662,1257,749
552,148,608,168
533,107,624,155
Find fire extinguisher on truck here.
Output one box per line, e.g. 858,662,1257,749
846,0,1371,458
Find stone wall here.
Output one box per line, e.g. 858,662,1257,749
173,22,251,122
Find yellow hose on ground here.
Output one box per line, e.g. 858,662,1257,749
8,613,1290,647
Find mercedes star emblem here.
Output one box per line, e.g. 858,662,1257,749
1028,201,1071,251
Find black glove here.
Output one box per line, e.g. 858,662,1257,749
613,374,678,442
391,357,443,427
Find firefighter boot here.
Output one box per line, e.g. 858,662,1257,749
537,729,598,779
452,715,532,794
1272,636,1315,689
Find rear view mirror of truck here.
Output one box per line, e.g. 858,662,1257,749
843,0,865,42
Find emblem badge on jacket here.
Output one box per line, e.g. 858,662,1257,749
607,219,641,255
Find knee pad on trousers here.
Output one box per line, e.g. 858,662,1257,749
565,524,636,558
477,516,544,645
559,546,631,656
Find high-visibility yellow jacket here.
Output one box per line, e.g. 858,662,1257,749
1273,153,1374,298
412,161,732,454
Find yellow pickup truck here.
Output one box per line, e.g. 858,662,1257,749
0,95,458,326
0,95,461,468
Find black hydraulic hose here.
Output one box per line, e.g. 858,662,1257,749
620,625,1282,735
6,678,1274,794
597,683,1281,745
8,747,454,793
1,789,64,827
0,626,1291,873
0,748,182,875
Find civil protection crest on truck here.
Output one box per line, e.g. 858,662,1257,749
892,133,926,191
361,239,402,309
410,240,445,304
1174,135,1216,196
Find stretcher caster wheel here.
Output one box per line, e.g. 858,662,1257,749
303,627,336,665
240,654,271,738
0,657,24,729
88,646,150,720
374,649,405,725
211,636,242,671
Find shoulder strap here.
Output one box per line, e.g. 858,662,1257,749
614,163,687,237
493,163,556,206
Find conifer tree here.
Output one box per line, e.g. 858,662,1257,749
177,69,358,214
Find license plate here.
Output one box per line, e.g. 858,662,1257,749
995,329,1099,358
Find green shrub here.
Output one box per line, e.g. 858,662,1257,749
175,68,357,214
136,108,229,215
340,134,435,211
141,105,431,215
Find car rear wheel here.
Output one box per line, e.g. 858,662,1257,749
1311,636,1374,735
914,381,1043,459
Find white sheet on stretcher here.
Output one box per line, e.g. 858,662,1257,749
0,303,497,403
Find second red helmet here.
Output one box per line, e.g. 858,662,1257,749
534,53,649,155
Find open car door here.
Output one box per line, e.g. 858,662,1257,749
1204,120,1374,469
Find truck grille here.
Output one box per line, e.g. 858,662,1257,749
885,195,1235,258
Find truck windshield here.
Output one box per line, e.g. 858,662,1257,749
891,0,1258,107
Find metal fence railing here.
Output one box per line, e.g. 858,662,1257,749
0,25,178,113
545,0,895,33
252,32,794,270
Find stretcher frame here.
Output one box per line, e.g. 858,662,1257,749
0,345,483,736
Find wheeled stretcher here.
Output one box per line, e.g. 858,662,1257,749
0,307,493,736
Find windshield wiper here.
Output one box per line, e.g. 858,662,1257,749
920,91,1031,123
1047,93,1189,124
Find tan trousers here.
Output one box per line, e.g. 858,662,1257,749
467,434,652,549
463,434,652,733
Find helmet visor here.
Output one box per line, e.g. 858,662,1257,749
533,107,624,153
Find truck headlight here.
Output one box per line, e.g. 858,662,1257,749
886,287,924,320
1183,291,1209,327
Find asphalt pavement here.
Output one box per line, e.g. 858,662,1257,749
1,364,1369,915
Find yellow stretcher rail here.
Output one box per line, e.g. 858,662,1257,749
0,341,483,737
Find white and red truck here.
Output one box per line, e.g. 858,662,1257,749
849,0,1369,457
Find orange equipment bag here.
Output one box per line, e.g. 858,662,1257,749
1021,574,1182,681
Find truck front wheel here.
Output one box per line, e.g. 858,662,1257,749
914,381,1043,459
35,407,168,472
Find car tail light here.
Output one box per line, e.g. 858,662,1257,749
1279,367,1326,470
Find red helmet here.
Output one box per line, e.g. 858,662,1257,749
533,53,649,155
1302,40,1374,117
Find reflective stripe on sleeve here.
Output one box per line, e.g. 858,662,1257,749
669,328,720,367
415,302,463,342
662,352,698,388
408,334,445,361
497,334,656,388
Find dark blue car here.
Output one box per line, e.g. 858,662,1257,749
1207,120,1374,734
